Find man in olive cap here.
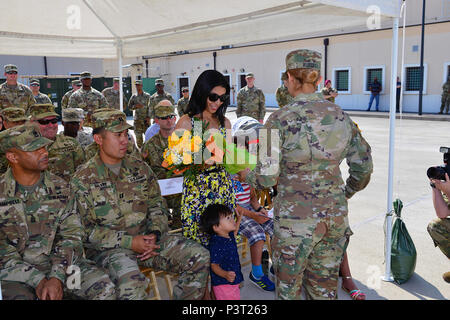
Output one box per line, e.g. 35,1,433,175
0,107,29,174
61,79,81,109
63,107,94,148
29,78,52,104
0,123,116,300
29,104,85,182
71,109,210,300
68,71,108,127
0,64,36,113
275,71,293,108
128,79,151,148
102,78,128,111
141,101,181,229
236,72,266,123
176,86,190,117
148,78,175,121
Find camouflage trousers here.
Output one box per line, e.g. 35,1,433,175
165,194,182,229
0,260,116,300
439,95,449,113
133,119,147,148
89,233,210,300
427,217,450,259
271,215,352,300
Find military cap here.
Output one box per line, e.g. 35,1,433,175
93,107,118,114
30,78,40,86
0,123,52,153
1,107,28,122
155,103,176,118
79,71,92,80
4,64,18,73
113,77,120,82
155,78,164,85
29,103,59,120
245,72,255,79
182,86,189,91
92,110,133,132
71,79,81,86
62,108,83,122
281,71,288,81
135,80,143,85
285,49,321,71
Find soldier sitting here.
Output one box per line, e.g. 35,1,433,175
0,124,115,300
141,101,182,229
29,104,85,182
70,109,210,300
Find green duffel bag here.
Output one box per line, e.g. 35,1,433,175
391,199,417,284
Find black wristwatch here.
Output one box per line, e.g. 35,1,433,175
256,206,263,212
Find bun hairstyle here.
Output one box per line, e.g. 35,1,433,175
287,68,321,91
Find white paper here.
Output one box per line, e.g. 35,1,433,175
158,177,184,196
267,208,274,219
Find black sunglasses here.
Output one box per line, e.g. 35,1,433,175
182,90,189,93
37,118,58,125
158,115,176,120
208,93,229,103
6,71,17,75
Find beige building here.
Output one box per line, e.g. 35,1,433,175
101,0,449,114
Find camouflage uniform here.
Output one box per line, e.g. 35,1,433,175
236,74,265,121
427,194,450,258
439,80,450,114
33,93,52,104
61,80,81,110
67,72,108,127
128,85,151,148
321,87,338,103
148,81,175,119
245,50,373,300
176,87,190,117
0,107,29,174
0,65,36,113
29,104,85,182
102,81,128,110
70,110,209,300
0,124,115,300
141,104,182,229
275,84,292,108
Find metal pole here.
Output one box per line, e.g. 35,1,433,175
383,16,400,283
418,0,426,115
117,40,124,112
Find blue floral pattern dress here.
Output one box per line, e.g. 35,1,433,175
181,117,236,247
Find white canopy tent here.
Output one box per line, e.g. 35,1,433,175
0,0,403,283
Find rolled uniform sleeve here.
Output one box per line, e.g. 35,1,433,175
344,118,373,199
259,90,266,121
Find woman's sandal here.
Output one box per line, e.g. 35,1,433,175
341,276,366,300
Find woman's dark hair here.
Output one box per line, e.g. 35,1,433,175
200,203,233,236
186,70,230,127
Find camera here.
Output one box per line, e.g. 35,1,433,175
427,146,450,180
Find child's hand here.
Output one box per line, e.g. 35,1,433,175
225,271,236,283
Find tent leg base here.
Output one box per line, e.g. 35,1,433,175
381,275,394,282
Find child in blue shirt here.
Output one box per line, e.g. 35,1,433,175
200,203,243,300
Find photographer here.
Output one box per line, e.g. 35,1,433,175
428,172,450,283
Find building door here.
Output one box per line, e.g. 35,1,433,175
178,77,189,100
238,73,247,90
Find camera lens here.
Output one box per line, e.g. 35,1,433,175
427,166,446,180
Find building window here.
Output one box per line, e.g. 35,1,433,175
363,65,385,94
332,67,351,94
403,64,427,94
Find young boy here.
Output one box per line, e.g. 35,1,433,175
200,204,243,300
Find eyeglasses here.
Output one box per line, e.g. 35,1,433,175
6,71,17,75
182,90,189,93
37,118,58,125
158,115,176,120
208,93,229,103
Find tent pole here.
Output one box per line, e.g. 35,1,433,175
117,40,124,112
383,16,399,283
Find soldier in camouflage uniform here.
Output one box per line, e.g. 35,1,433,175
29,78,52,104
0,64,36,113
236,72,266,123
66,107,94,148
67,71,108,127
0,107,29,174
438,77,450,114
242,49,373,300
141,103,182,229
29,104,85,182
128,80,151,148
102,78,128,111
0,124,115,300
176,86,190,117
275,71,293,108
428,173,450,282
70,110,210,300
321,79,338,103
61,80,81,109
148,79,175,120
